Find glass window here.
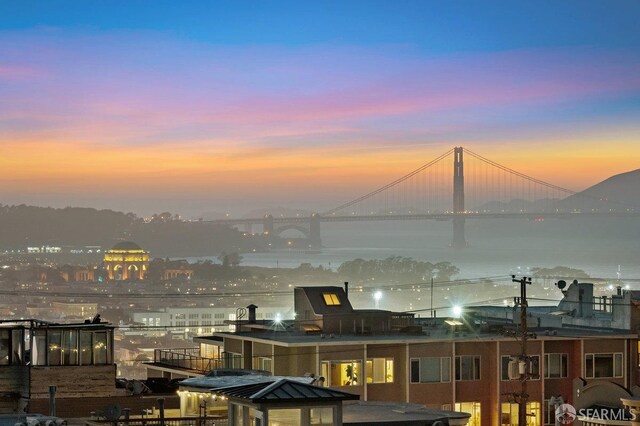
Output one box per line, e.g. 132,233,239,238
455,402,481,426
310,407,333,425
33,329,47,365
366,358,394,383
233,404,244,426
80,332,92,365
327,360,361,386
321,361,329,387
322,293,340,306
62,330,78,365
501,402,540,426
48,330,62,366
615,353,623,377
0,329,9,365
456,356,481,381
94,332,108,364
258,357,272,372
224,352,243,369
410,357,451,383
585,353,623,378
12,329,23,365
268,408,301,426
544,353,568,378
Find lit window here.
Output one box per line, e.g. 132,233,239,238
321,360,361,386
366,358,394,383
455,402,481,426
322,293,341,306
501,402,540,426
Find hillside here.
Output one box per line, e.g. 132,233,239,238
0,204,258,256
560,168,640,211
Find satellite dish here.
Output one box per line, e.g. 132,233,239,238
556,280,567,290
102,404,122,421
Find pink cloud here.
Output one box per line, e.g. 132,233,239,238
1,28,639,154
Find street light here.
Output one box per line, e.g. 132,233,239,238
452,305,463,318
374,291,382,309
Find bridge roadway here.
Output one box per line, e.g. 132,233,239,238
207,211,640,226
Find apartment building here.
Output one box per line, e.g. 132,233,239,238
0,318,117,414
193,282,640,426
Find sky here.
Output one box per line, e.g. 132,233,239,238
1,1,639,217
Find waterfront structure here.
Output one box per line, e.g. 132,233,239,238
103,241,149,281
150,281,640,426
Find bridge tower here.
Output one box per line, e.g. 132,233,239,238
452,146,467,248
309,213,322,249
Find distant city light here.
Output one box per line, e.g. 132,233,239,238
374,291,383,308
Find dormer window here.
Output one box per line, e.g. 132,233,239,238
322,293,341,306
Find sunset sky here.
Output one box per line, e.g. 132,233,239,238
1,1,639,216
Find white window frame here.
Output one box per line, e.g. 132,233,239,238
366,358,394,383
584,352,623,378
544,353,568,379
455,355,481,381
410,357,451,384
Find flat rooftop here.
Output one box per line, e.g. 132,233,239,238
342,401,470,425
213,326,635,346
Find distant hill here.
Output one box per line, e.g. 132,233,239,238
0,204,137,248
472,169,640,213
0,204,257,256
560,169,640,211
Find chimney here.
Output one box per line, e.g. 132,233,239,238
247,304,258,324
344,282,349,299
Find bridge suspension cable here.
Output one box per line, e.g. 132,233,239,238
321,148,455,216
463,148,577,196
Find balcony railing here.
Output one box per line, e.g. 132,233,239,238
153,349,223,374
87,417,227,426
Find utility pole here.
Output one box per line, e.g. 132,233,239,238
513,275,533,425
431,276,434,317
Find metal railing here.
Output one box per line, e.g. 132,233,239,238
153,349,223,374
86,417,227,426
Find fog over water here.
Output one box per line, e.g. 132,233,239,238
182,217,640,314
199,217,640,280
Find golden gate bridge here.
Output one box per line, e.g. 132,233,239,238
209,147,639,248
